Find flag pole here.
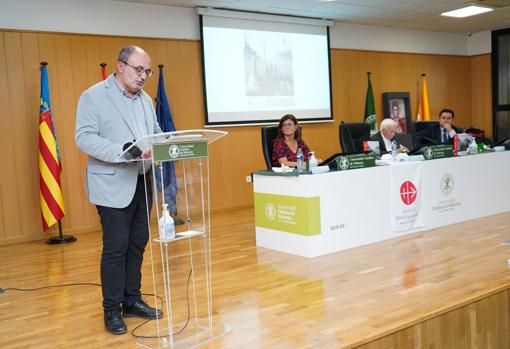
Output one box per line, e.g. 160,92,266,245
47,220,76,244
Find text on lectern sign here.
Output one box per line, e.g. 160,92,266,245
422,145,454,160
152,140,208,162
336,153,376,171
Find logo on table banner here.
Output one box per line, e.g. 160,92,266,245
391,163,423,232
169,144,180,159
440,173,454,196
424,147,434,160
255,193,321,236
400,181,417,205
265,203,276,221
339,157,350,171
431,173,461,213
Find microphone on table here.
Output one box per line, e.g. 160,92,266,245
418,136,439,145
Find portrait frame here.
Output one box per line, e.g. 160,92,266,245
382,92,412,134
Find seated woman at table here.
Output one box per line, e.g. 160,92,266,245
272,114,310,167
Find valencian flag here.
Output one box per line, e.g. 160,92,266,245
155,65,178,215
39,63,65,231
416,74,430,121
364,72,377,135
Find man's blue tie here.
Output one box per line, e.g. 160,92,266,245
442,128,449,143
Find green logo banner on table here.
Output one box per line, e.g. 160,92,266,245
337,153,376,171
153,140,208,162
422,145,454,160
254,193,321,236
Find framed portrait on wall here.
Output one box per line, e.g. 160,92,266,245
382,92,412,134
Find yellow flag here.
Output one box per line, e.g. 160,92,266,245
416,75,430,121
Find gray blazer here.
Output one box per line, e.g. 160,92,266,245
75,75,162,208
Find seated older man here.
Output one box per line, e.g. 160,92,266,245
370,118,409,154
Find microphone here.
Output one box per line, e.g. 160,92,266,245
123,141,143,159
341,121,357,153
418,136,439,146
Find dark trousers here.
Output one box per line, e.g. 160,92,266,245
97,175,152,311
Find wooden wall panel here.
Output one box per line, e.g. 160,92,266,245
470,54,493,139
4,32,40,238
0,32,21,239
0,30,493,244
331,49,473,128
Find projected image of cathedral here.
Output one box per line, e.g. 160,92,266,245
244,33,294,96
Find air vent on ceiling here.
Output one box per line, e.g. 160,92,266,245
471,0,510,8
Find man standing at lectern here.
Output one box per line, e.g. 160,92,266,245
75,46,163,335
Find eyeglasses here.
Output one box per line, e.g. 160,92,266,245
121,61,153,78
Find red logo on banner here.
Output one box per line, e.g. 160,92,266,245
400,181,417,205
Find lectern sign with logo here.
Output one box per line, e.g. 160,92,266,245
116,130,230,349
153,141,209,161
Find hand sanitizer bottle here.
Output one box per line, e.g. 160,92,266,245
468,137,478,155
158,203,175,241
308,151,318,169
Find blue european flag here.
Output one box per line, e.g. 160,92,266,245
155,66,178,215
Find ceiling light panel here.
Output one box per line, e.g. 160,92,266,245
441,5,493,18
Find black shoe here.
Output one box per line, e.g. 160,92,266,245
171,214,185,225
173,216,185,225
104,308,127,335
123,299,163,320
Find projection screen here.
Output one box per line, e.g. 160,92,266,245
199,11,333,126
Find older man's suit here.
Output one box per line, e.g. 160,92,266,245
370,131,401,154
76,74,162,311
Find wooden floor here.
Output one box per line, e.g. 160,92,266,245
1,208,510,348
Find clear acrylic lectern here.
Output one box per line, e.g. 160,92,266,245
116,129,230,349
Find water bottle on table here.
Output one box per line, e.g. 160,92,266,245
296,148,305,172
390,140,398,160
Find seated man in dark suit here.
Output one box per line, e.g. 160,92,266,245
418,108,463,145
370,118,409,154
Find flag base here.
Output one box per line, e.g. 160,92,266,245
46,235,77,245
